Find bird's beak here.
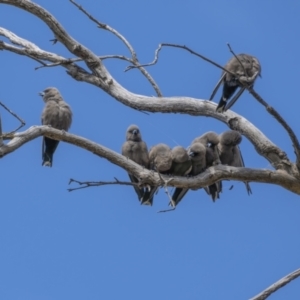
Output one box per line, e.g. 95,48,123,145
133,130,138,135
188,151,195,157
39,92,44,97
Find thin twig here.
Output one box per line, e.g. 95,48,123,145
227,43,246,75
0,112,3,146
68,177,137,192
248,87,300,169
0,101,25,133
157,207,176,213
250,268,300,300
126,43,236,77
35,55,133,70
157,186,176,213
69,0,162,97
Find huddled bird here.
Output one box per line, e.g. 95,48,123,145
146,143,173,204
40,87,72,167
121,125,251,207
121,124,153,205
148,143,173,174
171,142,206,207
192,131,222,201
210,54,261,113
218,130,252,194
170,146,192,177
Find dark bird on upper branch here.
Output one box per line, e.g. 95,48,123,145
218,130,252,195
210,54,261,113
121,125,153,205
40,87,72,167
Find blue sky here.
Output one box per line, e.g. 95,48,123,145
1,1,300,299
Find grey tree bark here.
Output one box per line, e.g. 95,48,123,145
0,1,300,298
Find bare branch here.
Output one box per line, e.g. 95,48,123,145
227,43,247,75
34,54,133,71
0,20,294,174
249,87,300,170
250,268,300,300
69,0,162,96
68,178,137,192
0,113,3,147
1,0,111,82
126,43,235,76
0,101,25,133
0,126,299,194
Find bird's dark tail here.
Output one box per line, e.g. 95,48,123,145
141,187,156,206
204,181,222,202
42,137,59,167
216,98,227,113
170,188,189,207
245,181,252,195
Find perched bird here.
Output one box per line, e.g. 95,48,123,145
149,143,173,174
171,142,206,207
192,131,220,165
210,54,261,113
170,146,192,176
218,130,252,194
146,143,173,204
192,132,222,201
121,125,153,205
40,87,72,167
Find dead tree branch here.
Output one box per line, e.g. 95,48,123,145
68,177,137,192
0,101,26,133
250,268,300,300
69,0,162,96
249,87,300,171
0,2,298,177
0,125,299,194
126,43,235,76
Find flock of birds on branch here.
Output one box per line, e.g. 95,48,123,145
39,53,261,206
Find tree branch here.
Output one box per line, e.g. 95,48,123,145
0,3,296,175
0,126,299,194
0,101,26,134
68,177,137,192
248,87,300,171
69,0,162,96
250,268,300,300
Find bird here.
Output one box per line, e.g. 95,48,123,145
40,87,72,167
149,143,173,174
146,143,173,204
170,146,192,176
192,132,222,201
210,54,261,113
218,130,252,194
192,131,221,165
171,142,206,207
121,125,153,205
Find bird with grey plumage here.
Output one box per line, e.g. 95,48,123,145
40,87,72,167
146,143,173,204
121,125,153,205
210,54,261,113
149,143,173,174
171,142,206,207
218,130,252,194
170,146,192,176
192,132,222,201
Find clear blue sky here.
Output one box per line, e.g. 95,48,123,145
1,1,300,299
